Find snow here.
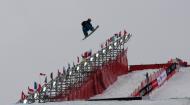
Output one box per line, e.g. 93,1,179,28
91,69,158,99
16,99,190,105
150,67,190,100
1,1,190,105
15,67,190,105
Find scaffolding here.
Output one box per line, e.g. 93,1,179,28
22,33,132,104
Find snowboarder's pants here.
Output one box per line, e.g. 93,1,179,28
82,24,94,37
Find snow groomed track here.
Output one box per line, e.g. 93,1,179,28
150,67,190,100
16,68,190,105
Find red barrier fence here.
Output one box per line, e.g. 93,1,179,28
131,63,179,97
53,49,129,101
53,57,187,101
129,58,188,71
129,63,170,71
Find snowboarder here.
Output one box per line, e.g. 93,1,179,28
81,18,95,37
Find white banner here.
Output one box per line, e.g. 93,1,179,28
157,70,167,86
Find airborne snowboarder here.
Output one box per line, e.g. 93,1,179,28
81,18,99,40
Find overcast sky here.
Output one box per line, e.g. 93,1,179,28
0,0,190,105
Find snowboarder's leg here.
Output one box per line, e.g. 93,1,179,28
86,24,94,31
89,26,94,31
82,27,88,37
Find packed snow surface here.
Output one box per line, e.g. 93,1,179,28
91,69,158,99
150,67,190,100
16,67,190,105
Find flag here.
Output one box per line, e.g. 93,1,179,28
21,91,26,100
50,72,53,80
110,37,112,42
114,33,119,38
88,49,92,57
84,51,88,58
105,41,108,47
77,56,80,63
44,76,47,83
124,30,127,35
101,43,104,49
40,73,46,76
37,84,42,93
28,86,34,94
107,38,110,43
73,62,75,67
63,66,66,76
82,51,89,59
67,63,71,70
57,69,61,77
119,31,121,36
34,81,38,90
81,53,84,59
108,37,112,43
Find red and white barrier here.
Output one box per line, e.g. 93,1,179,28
52,49,129,101
131,62,180,97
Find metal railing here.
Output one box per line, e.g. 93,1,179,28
23,33,132,104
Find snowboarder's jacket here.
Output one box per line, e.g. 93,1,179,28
81,20,93,30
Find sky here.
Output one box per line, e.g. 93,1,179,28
0,0,190,105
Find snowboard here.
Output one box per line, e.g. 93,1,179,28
82,25,99,40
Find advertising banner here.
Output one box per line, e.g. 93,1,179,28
166,63,176,76
139,82,153,96
157,70,167,86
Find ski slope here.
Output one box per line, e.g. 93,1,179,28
91,69,158,99
16,99,190,105
15,67,190,105
150,67,190,100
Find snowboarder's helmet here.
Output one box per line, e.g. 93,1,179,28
87,18,91,22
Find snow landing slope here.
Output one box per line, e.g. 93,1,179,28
91,69,158,99
150,67,190,100
15,67,190,105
